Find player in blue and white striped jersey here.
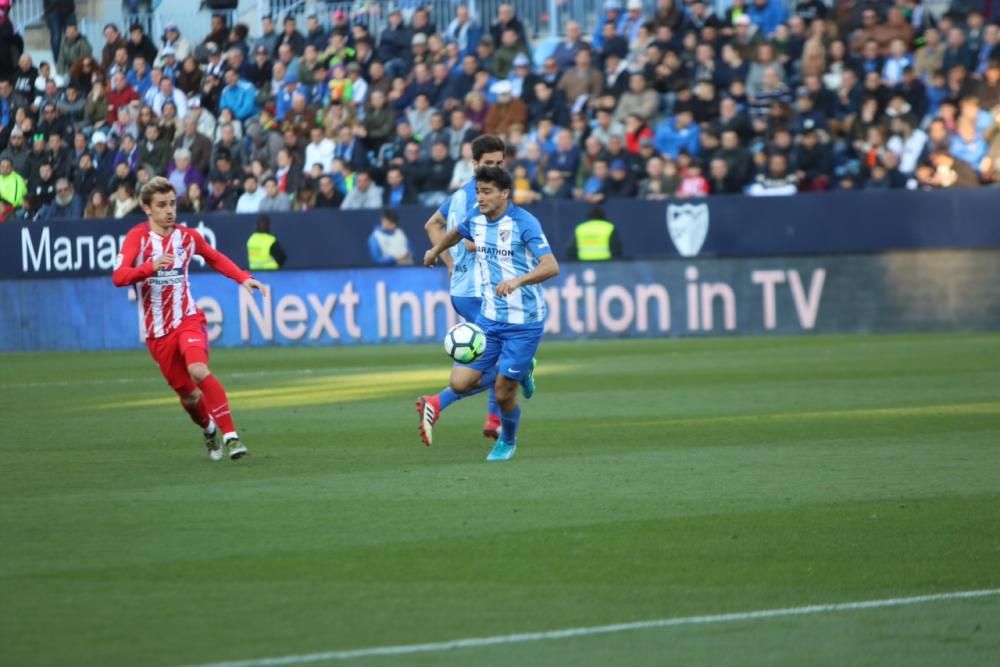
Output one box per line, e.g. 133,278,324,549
423,166,560,462
417,136,508,446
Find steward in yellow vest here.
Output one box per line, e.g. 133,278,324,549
246,215,286,270
568,206,622,261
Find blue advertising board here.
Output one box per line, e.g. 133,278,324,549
2,188,999,279
3,250,999,352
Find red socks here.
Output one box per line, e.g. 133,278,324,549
197,375,237,435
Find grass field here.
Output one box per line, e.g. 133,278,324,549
2,333,999,667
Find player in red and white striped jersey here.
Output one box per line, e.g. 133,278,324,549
112,177,267,461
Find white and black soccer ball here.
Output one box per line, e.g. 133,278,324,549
444,322,487,364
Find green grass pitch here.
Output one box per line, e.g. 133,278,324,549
1,333,999,666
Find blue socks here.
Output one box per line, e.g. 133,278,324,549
487,387,500,418
500,404,521,442
436,368,500,413
438,387,460,411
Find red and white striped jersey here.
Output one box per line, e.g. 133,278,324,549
112,223,250,339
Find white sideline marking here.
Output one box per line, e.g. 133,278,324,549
183,588,1000,667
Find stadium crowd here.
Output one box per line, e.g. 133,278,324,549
0,0,999,221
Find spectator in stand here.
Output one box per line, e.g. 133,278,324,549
615,73,660,124
255,176,288,212
199,13,228,53
100,23,127,71
173,181,202,213
368,208,412,266
342,170,383,209
553,20,585,70
382,165,416,207
580,158,610,203
748,152,798,196
56,23,92,76
151,77,188,120
929,149,978,188
792,124,832,191
943,26,977,74
0,154,27,212
254,14,279,57
446,3,481,58
418,141,454,206
558,48,604,110
654,109,700,159
539,168,573,199
490,3,528,49
606,158,638,197
315,174,343,208
172,117,212,176
485,80,526,136
127,23,158,68
139,124,169,176
111,179,138,218
167,147,205,194
235,175,264,213
950,117,988,169
83,188,111,218
220,69,258,122
303,127,335,175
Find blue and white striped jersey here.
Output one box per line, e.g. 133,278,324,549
457,203,552,325
438,180,480,298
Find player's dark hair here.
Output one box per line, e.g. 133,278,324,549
140,176,176,207
382,208,399,224
471,135,505,161
475,165,512,193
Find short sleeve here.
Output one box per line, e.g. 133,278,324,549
519,215,552,257
438,194,452,219
456,219,473,240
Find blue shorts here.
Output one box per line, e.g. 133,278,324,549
468,317,544,382
450,296,482,323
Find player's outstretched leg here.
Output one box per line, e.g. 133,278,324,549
416,393,443,446
188,363,245,460
417,367,498,446
179,391,222,461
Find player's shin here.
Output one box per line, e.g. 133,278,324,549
438,387,461,412
197,375,237,439
180,394,212,430
500,404,521,442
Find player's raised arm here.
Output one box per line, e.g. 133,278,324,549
112,228,164,286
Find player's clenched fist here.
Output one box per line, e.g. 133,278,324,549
153,254,175,270
424,250,438,268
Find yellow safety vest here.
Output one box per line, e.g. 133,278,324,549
575,219,615,261
0,171,27,209
247,232,279,270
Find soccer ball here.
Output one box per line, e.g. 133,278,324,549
444,322,486,364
